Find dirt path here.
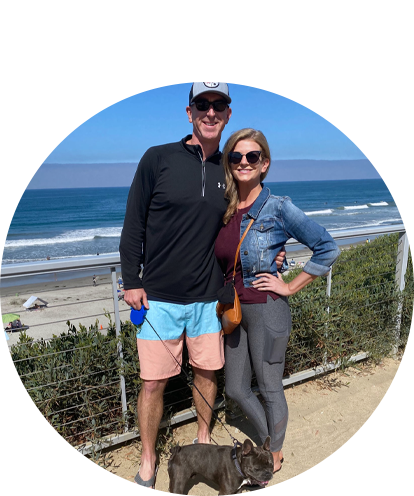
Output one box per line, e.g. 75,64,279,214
4,357,414,496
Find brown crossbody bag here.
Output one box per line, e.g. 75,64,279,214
216,219,254,334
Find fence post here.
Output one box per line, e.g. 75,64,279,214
394,231,409,355
323,267,332,367
111,267,128,432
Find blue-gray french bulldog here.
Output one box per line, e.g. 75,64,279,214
168,436,273,495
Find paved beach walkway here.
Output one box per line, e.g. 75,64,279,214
2,357,414,496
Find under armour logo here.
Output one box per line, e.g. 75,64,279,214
218,182,226,189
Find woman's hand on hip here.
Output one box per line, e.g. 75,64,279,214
251,273,292,296
252,270,318,296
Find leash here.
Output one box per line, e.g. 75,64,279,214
131,307,242,448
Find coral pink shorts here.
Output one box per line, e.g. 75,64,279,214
135,300,224,380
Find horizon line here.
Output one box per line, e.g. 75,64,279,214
26,177,382,191
42,158,371,166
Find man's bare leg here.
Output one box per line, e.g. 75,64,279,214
192,367,217,444
136,378,168,485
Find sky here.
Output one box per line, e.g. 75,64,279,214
1,3,413,496
0,82,414,189
0,82,414,163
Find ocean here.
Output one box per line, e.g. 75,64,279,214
2,179,402,265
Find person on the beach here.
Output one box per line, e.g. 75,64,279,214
92,275,96,287
119,83,286,489
215,128,341,474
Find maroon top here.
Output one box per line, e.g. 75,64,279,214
215,205,279,304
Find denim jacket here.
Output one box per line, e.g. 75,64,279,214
240,186,341,287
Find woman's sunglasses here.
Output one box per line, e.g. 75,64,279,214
191,99,228,112
228,151,262,165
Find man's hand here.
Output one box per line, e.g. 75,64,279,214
124,288,149,311
275,246,286,270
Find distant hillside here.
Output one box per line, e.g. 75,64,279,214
28,159,380,189
28,163,139,189
266,159,379,182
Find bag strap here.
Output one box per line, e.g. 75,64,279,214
232,218,254,282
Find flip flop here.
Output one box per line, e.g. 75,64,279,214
274,456,284,474
134,465,159,489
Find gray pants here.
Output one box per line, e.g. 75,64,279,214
225,296,292,452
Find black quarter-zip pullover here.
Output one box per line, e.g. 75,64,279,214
119,136,228,303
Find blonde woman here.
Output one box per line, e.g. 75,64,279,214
214,128,340,473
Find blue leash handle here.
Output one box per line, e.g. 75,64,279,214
130,307,147,326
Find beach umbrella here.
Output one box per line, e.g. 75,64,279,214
2,313,20,324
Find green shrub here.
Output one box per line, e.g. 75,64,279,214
400,247,413,347
283,233,412,374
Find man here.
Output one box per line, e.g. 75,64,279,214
119,83,285,488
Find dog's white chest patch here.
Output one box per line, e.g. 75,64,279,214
238,479,252,490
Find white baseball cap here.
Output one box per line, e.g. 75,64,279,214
189,82,231,104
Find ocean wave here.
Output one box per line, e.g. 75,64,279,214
2,251,120,264
342,205,369,210
5,227,122,248
376,218,402,226
328,217,403,231
304,209,334,216
338,201,390,210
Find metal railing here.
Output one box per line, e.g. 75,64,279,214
1,224,411,454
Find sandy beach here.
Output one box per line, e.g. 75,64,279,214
1,270,128,347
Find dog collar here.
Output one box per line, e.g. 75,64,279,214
232,446,251,489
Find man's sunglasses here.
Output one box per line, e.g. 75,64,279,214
191,99,228,112
228,151,262,165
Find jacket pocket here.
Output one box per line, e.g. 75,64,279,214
251,219,275,248
250,219,276,273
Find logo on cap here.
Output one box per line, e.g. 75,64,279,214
204,82,219,88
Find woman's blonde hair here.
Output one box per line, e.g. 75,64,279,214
222,128,271,225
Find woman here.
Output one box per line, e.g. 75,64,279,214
215,128,340,473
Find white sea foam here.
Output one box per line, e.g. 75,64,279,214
2,252,120,265
343,205,369,210
368,201,389,206
377,218,403,226
304,209,334,216
5,227,122,248
328,217,403,231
